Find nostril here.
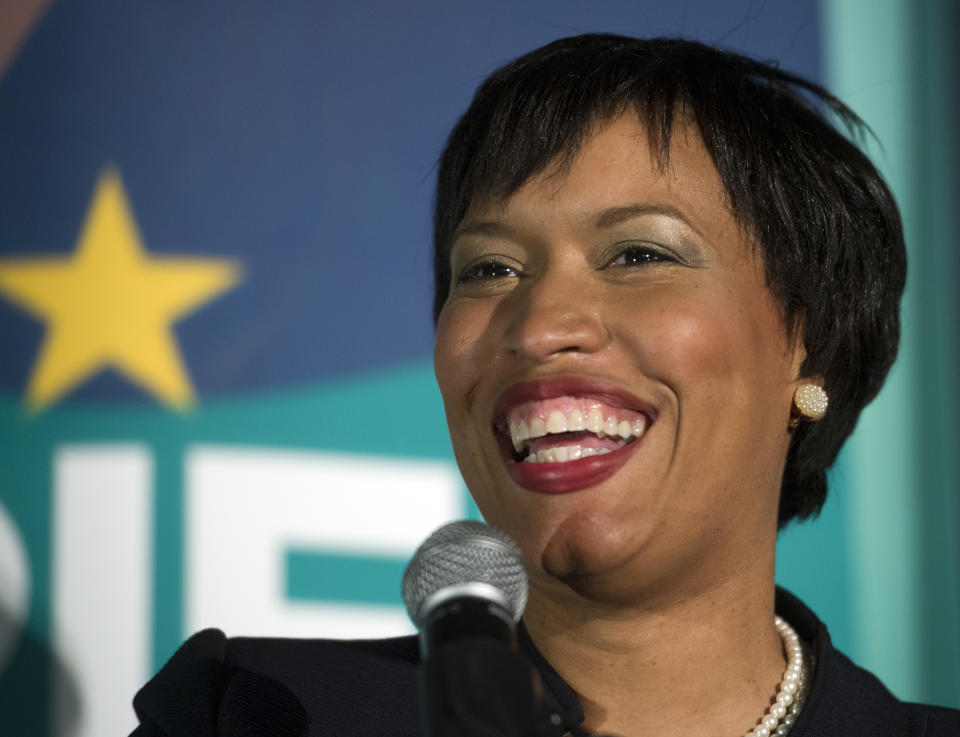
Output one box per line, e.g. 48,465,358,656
500,272,610,359
507,313,611,359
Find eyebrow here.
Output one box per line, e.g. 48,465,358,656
593,203,703,237
453,220,515,242
455,203,703,243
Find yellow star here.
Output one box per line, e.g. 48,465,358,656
0,169,241,411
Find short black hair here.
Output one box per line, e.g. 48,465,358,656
432,34,906,528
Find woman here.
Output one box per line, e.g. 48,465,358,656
131,35,960,737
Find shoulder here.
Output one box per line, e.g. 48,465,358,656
903,702,960,736
806,644,960,736
776,589,960,737
131,629,421,737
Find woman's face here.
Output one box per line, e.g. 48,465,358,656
434,115,804,606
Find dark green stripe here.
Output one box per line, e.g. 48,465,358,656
285,548,408,607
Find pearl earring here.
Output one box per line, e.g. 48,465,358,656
790,384,828,427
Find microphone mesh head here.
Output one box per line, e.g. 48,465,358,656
402,521,528,623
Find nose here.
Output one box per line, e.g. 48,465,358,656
502,266,610,360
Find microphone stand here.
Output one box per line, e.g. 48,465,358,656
420,637,616,737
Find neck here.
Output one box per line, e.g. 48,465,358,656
524,571,785,737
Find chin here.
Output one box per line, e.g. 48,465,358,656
535,513,648,586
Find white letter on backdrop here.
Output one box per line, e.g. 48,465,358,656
186,445,462,640
53,445,153,737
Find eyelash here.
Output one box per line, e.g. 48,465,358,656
606,244,677,268
457,260,520,284
455,244,677,284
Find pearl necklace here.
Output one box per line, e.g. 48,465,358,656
742,616,810,737
566,616,812,737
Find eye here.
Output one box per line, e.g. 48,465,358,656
606,244,677,268
457,259,520,284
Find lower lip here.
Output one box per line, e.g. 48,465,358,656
505,439,641,494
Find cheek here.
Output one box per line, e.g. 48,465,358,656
628,292,738,392
433,301,497,421
433,304,507,520
639,284,789,397
432,319,458,404
645,288,794,513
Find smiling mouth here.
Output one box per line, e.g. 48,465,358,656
500,397,650,464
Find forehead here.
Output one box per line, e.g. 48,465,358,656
460,114,743,252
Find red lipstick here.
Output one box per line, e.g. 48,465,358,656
505,441,640,494
495,377,654,418
494,377,654,495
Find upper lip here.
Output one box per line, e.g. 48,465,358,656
492,376,658,436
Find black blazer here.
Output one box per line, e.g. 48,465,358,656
130,590,960,736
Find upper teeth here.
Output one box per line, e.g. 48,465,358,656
509,408,647,454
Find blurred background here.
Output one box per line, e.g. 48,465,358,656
0,1,957,735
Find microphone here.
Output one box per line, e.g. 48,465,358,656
403,521,545,737
402,520,619,737
402,520,528,658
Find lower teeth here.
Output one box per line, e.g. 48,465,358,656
523,441,625,464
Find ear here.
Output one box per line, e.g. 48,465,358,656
784,327,812,385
